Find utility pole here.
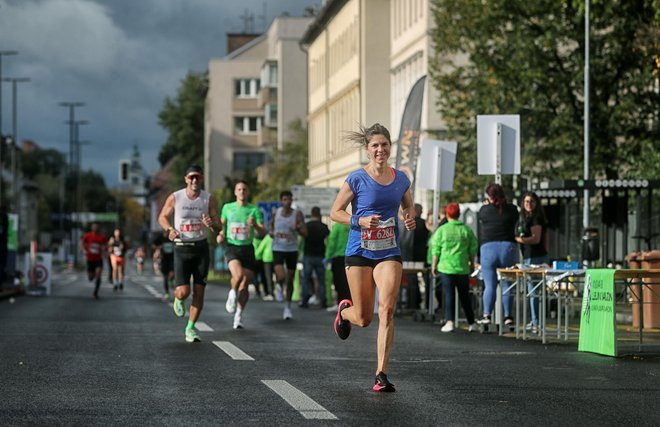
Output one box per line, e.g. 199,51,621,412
58,102,85,266
0,50,19,205
2,77,30,210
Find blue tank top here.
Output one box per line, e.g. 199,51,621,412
344,168,410,259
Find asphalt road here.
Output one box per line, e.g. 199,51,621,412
1,265,659,426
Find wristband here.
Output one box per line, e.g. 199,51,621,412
167,227,174,233
350,215,359,227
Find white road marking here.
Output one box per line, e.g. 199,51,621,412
212,341,255,360
143,284,163,298
195,322,213,332
261,380,337,420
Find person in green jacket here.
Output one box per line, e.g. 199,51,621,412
254,234,274,300
324,222,351,310
430,202,478,333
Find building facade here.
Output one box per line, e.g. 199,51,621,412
301,0,444,195
204,17,312,192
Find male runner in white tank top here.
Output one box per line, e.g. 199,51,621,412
158,165,220,343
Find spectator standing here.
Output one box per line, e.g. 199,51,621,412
515,191,549,333
430,203,478,332
477,183,519,328
324,221,351,311
301,206,330,308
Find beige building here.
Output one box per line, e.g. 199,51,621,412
301,0,444,198
301,0,391,188
204,16,312,192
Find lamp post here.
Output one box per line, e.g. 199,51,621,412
58,102,85,266
0,50,19,205
2,77,30,210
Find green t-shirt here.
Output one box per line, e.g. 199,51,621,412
221,202,263,246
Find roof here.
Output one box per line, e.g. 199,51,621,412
299,0,348,46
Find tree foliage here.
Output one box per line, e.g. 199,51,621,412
429,0,659,200
253,119,309,201
157,71,208,184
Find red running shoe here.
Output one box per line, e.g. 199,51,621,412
373,371,396,392
333,299,352,340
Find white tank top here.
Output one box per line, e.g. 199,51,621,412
173,189,210,242
271,207,299,252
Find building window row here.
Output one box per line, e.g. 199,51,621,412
234,116,262,134
329,17,358,75
392,0,425,38
310,52,326,92
235,78,261,98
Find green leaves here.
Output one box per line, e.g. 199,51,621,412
429,0,658,199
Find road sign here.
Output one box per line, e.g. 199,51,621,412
291,186,339,217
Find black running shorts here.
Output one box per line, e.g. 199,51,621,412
174,239,209,286
344,255,402,268
225,243,256,272
273,251,298,270
86,259,103,274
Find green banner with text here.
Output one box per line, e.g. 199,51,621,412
578,269,617,356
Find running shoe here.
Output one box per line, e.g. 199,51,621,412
185,327,200,343
441,321,454,333
504,316,514,326
283,306,292,320
333,299,352,340
373,371,396,392
225,289,237,313
172,298,185,317
233,312,244,329
477,315,491,325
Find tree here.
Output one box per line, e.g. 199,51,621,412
157,71,208,184
253,119,309,201
429,0,659,200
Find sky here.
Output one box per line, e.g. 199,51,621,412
0,0,321,187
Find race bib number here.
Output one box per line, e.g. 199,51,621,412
179,219,204,239
113,246,123,256
89,243,101,254
274,230,294,245
230,222,250,241
361,217,396,251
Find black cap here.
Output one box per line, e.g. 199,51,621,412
185,164,203,177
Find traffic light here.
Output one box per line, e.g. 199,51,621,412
119,160,130,183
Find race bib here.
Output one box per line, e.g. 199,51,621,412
230,222,250,241
360,217,396,251
89,243,101,254
274,230,294,245
179,218,204,239
113,246,123,256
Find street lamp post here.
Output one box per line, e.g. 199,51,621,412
58,102,85,266
0,50,19,205
2,77,30,210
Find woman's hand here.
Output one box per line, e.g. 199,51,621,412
404,213,416,230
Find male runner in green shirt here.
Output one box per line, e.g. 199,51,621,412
217,180,265,329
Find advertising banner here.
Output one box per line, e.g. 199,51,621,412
394,75,426,189
578,269,617,356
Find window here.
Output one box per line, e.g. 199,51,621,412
233,152,266,171
234,78,260,98
264,104,277,127
260,62,278,88
234,116,262,134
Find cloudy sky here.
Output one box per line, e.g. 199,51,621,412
0,0,320,187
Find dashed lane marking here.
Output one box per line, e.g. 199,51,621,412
261,380,337,420
212,341,255,360
195,322,213,332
